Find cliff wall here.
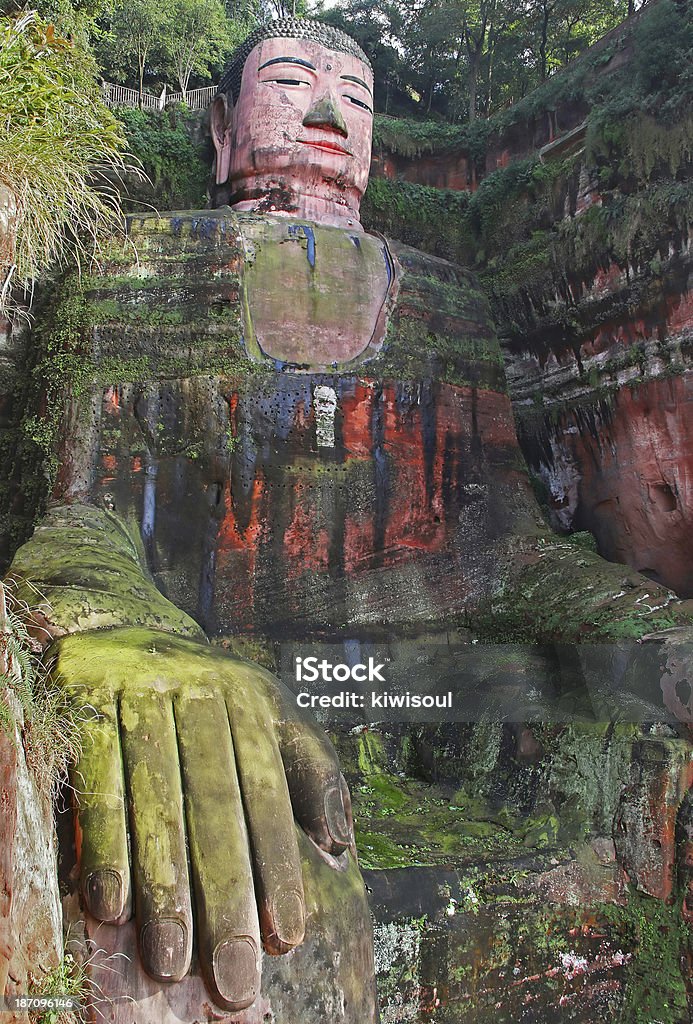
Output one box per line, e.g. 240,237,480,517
362,0,692,596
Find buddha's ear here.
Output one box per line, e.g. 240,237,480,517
211,93,234,185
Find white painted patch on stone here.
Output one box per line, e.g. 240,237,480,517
313,385,338,449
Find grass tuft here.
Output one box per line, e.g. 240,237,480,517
0,578,81,799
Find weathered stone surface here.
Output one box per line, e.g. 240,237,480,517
0,699,62,1022
521,375,693,597
212,31,373,229
239,217,394,367
615,736,693,902
366,866,687,1023
49,212,539,639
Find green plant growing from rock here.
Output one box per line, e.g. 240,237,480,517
0,578,81,798
0,11,136,314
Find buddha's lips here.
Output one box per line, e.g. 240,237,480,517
298,138,351,156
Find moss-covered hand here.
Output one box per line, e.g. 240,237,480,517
7,505,354,1012
52,627,353,1012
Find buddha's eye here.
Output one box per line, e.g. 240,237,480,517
344,94,372,113
269,78,310,88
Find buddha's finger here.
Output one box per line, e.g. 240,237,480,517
226,693,305,955
72,692,132,924
278,716,353,856
120,690,193,983
175,690,261,1012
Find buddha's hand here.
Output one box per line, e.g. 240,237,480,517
51,627,354,1012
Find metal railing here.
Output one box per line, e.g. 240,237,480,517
167,85,216,109
101,82,216,112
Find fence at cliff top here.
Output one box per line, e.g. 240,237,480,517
101,83,216,112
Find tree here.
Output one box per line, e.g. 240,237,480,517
0,11,130,312
417,1,500,121
109,0,170,102
262,0,308,16
167,0,234,99
316,0,639,122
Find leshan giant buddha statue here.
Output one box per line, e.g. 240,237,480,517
5,16,692,1024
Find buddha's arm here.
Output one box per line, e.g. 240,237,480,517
7,502,204,640
6,502,354,1011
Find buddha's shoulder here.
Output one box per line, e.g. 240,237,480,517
104,211,501,388
384,237,493,327
124,209,480,291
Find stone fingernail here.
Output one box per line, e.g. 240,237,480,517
85,869,124,921
272,889,305,949
140,919,189,981
324,784,350,846
213,937,259,1011
340,775,354,834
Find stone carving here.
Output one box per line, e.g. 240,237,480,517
3,15,692,1024
211,20,373,228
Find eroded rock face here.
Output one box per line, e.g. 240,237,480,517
505,219,692,595
0,702,62,1019
512,255,693,594
540,378,691,598
55,211,534,639
529,377,693,597
10,207,692,1022
615,736,693,901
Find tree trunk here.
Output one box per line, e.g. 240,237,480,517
540,4,551,81
468,49,481,121
485,27,497,117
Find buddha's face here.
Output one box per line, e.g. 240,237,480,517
213,36,374,223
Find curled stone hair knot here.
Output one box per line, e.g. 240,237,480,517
216,18,372,103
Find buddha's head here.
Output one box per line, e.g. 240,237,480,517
211,19,373,228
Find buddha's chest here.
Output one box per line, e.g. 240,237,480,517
237,218,395,369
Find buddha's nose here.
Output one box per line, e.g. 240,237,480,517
302,92,348,138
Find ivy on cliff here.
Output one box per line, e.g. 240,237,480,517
117,106,210,211
364,2,692,355
373,115,493,163
362,178,472,262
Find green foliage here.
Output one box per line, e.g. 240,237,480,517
18,276,153,491
364,2,692,359
601,891,691,1024
363,154,566,266
0,579,81,798
116,107,209,210
370,0,689,169
565,530,598,553
105,0,171,97
363,177,472,261
0,12,131,312
93,0,256,95
166,0,236,97
320,0,637,125
102,0,237,98
373,113,493,164
30,951,90,1024
374,116,468,158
